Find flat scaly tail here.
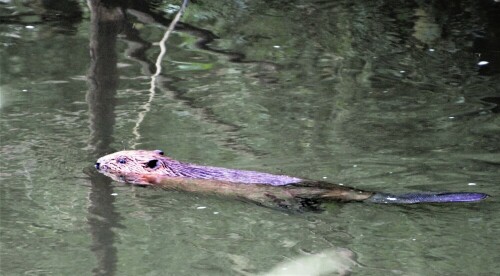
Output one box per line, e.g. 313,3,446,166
367,192,489,204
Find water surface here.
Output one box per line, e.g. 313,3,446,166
1,1,499,275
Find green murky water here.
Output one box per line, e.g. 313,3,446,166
1,1,499,275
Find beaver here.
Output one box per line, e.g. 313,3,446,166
95,150,489,211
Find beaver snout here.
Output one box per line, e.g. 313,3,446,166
95,162,100,170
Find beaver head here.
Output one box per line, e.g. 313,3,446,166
95,149,175,185
97,150,303,186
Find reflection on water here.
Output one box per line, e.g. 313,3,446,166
1,0,499,275
259,247,357,276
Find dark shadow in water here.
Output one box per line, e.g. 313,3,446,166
86,1,126,275
0,0,82,34
480,97,500,114
124,1,278,67
473,0,500,76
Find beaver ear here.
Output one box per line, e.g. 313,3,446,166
146,159,159,169
153,150,164,155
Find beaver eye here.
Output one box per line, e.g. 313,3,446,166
146,159,158,169
154,150,164,155
117,158,127,164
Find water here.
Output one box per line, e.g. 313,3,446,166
1,1,499,275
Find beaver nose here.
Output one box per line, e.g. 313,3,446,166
95,162,100,170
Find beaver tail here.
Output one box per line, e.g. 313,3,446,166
367,192,489,204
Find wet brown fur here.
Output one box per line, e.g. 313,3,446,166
97,150,374,211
